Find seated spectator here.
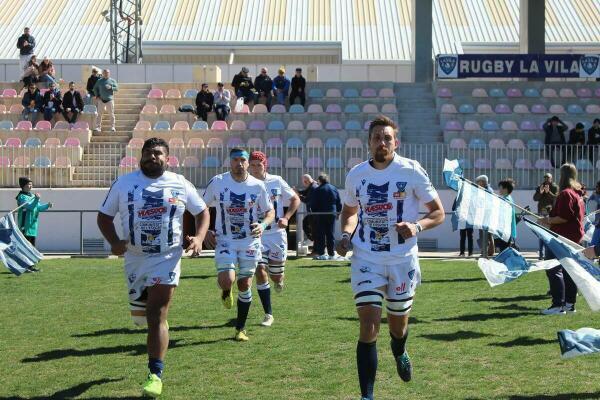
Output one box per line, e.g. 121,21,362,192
38,57,51,75
568,122,586,161
231,67,256,105
21,55,38,87
86,67,100,104
273,67,290,106
42,81,62,121
195,83,214,122
61,81,84,124
213,82,231,121
21,83,42,122
290,68,306,107
39,69,58,86
254,67,273,110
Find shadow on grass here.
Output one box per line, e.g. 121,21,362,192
504,393,600,400
420,330,495,342
489,336,555,348
299,263,349,269
422,277,486,284
336,316,427,325
469,294,548,303
72,319,237,338
337,278,351,284
179,274,213,280
434,312,533,322
0,377,124,399
490,304,539,312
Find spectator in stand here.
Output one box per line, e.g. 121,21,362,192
588,181,600,250
543,116,567,168
195,83,213,122
273,67,290,106
568,122,586,161
296,174,318,243
21,83,42,122
16,27,35,73
86,67,101,105
495,179,517,253
476,174,495,256
21,55,39,87
213,82,231,121
308,174,342,260
62,81,84,124
289,68,306,107
254,67,273,111
38,57,51,76
588,119,600,163
16,177,52,252
93,69,118,132
533,173,558,259
42,81,62,122
231,67,256,105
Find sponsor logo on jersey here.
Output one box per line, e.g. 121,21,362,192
395,282,406,294
229,191,247,239
359,266,371,273
128,273,136,283
151,277,162,285
357,280,372,286
365,182,391,252
364,202,393,214
139,188,165,253
393,182,408,199
138,206,167,217
408,269,415,281
168,272,176,282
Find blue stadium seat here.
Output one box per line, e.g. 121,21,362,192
202,156,220,168
344,120,362,131
326,157,344,168
567,104,584,114
343,88,359,98
458,104,475,114
576,159,593,171
343,104,360,114
268,120,285,131
33,156,51,167
154,121,171,130
468,138,486,149
82,104,97,113
192,120,209,130
482,120,500,131
489,88,505,97
0,120,13,130
458,159,472,169
325,137,343,149
24,137,42,148
286,137,303,149
527,139,544,150
308,88,324,99
524,88,541,98
289,104,305,114
184,89,198,98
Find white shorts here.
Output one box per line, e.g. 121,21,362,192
350,254,421,315
124,247,182,301
215,238,262,276
260,230,288,263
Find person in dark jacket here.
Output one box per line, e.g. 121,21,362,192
297,174,318,242
289,68,306,107
568,122,586,162
588,119,600,163
543,116,567,168
308,174,342,260
254,67,273,111
86,68,100,104
21,83,42,122
195,83,214,122
42,82,62,122
273,67,290,106
16,27,35,73
62,81,84,124
231,67,256,105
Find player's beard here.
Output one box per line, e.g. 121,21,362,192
374,148,389,163
141,160,166,178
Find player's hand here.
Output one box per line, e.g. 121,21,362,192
277,217,288,229
47,202,53,208
185,235,203,255
34,193,40,199
250,222,265,238
111,240,128,256
396,222,417,239
204,230,217,247
583,246,597,260
336,236,351,257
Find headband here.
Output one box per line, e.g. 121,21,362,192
249,151,268,168
230,150,249,160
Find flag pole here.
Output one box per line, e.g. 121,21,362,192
8,199,34,215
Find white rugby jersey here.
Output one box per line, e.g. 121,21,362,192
99,170,207,255
258,173,296,235
203,172,272,241
344,154,438,262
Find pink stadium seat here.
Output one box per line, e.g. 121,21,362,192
306,120,323,131
141,105,158,114
285,157,303,168
270,104,286,113
488,139,505,149
520,120,538,131
246,138,263,149
495,158,513,169
35,120,51,130
252,104,268,113
227,137,245,148
1,88,17,98
494,104,511,114
5,137,21,147
13,156,29,167
577,88,592,98
535,159,553,169
233,104,250,114
437,88,452,98
230,120,247,130
542,88,558,98
471,88,487,97
64,137,81,147
345,138,363,149
0,156,10,167
362,104,378,113
165,89,181,99
73,121,89,131
266,137,283,148
474,158,492,169
361,88,377,98
347,158,362,168
287,121,304,131
134,121,151,131
182,156,200,167
249,120,266,131
16,121,32,130
586,105,600,114
128,138,144,149
531,104,547,114
506,88,522,98
559,88,576,98
307,104,323,114
173,121,190,130
548,104,566,114
168,138,185,149
268,157,283,168
120,156,138,167
515,159,533,169
54,156,71,167
507,139,526,150
441,104,457,114
306,138,323,148
44,137,61,148
53,121,70,130
187,138,204,148
211,121,228,131
159,104,176,114
449,138,467,149
326,88,342,98
476,104,493,114
306,157,323,168
513,104,530,114
326,104,342,113
379,88,394,98
595,88,600,98
463,120,481,131
206,137,224,148
148,89,164,99
444,120,462,131
500,121,518,131
9,104,23,113
325,120,342,131
167,156,180,167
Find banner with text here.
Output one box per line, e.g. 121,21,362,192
436,54,600,79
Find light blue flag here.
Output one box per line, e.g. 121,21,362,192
558,328,600,359
451,181,514,242
0,213,43,276
442,158,463,191
477,247,559,286
524,219,600,311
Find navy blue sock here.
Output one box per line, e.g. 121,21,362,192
357,341,377,399
148,357,164,378
236,299,251,331
257,283,272,315
390,328,408,358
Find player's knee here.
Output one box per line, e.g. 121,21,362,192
217,263,236,274
354,290,384,309
238,259,257,279
145,303,166,326
386,296,413,316
130,300,147,327
238,288,252,303
268,263,285,276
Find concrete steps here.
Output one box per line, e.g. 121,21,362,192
395,82,443,143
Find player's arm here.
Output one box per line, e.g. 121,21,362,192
186,208,209,253
97,212,127,256
253,208,275,237
279,187,300,228
337,203,359,256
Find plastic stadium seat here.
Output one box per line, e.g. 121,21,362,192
54,156,71,167
345,138,363,149
382,104,397,114
464,120,481,131
437,88,452,98
35,121,51,130
531,104,548,114
286,137,303,149
182,156,200,167
230,120,247,130
169,138,185,149
567,104,584,114
471,88,487,97
9,104,23,114
494,104,511,114
524,88,540,98
482,120,499,131
266,137,283,148
16,121,32,130
1,88,17,97
33,156,51,167
184,89,198,98
128,138,145,149
159,105,176,114
166,156,179,168
203,138,222,150
325,120,342,131
361,88,377,98
306,138,323,148
192,120,209,130
308,88,324,99
495,159,513,170
326,88,341,98
134,121,151,131
344,104,360,114
542,88,558,98
444,120,462,131
173,121,190,130
345,120,362,131
347,158,362,168
165,89,181,99
577,88,592,98
506,88,522,98
154,121,171,130
441,104,457,114
362,104,378,113
53,121,70,130
343,88,359,98
325,137,343,148
306,120,323,131
0,120,14,130
24,137,42,148
287,121,304,131
534,159,552,169
13,156,29,167
519,120,537,131
249,120,267,131
119,156,137,167
187,138,204,149
202,156,220,168
268,157,283,168
528,139,544,150
595,88,600,98
576,159,593,170
474,158,492,169
211,121,228,131
586,105,600,114
515,159,533,169
246,138,263,149
489,88,505,97
379,88,395,98
513,104,530,114
44,137,61,148
307,104,323,113
459,104,475,114
507,139,526,150
141,105,158,114
234,104,250,114
285,157,303,168
326,157,344,169
488,139,505,149
0,104,6,113
326,104,342,113
271,104,286,113
64,137,81,147
559,88,576,98
549,104,566,114
81,104,96,114
468,138,486,149
267,120,285,131
306,157,323,168
289,104,304,114
147,89,163,99
449,138,467,149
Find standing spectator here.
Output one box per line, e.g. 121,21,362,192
296,174,318,243
86,67,100,105
308,174,342,260
494,179,517,253
273,67,290,106
588,119,600,163
195,83,213,122
213,82,231,121
21,83,42,122
568,122,586,161
289,68,306,107
42,82,62,122
21,55,39,87
16,177,52,252
16,27,35,73
231,67,256,105
93,69,118,132
254,67,273,110
459,227,473,257
539,163,585,315
533,173,558,259
476,175,495,256
543,116,568,168
62,81,84,124
588,181,600,249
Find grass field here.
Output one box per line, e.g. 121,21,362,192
2,257,600,400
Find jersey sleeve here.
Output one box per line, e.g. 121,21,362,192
412,162,438,203
279,177,296,205
202,177,218,207
183,178,207,216
98,178,120,216
343,170,359,207
258,183,273,212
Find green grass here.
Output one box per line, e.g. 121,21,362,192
1,257,600,399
